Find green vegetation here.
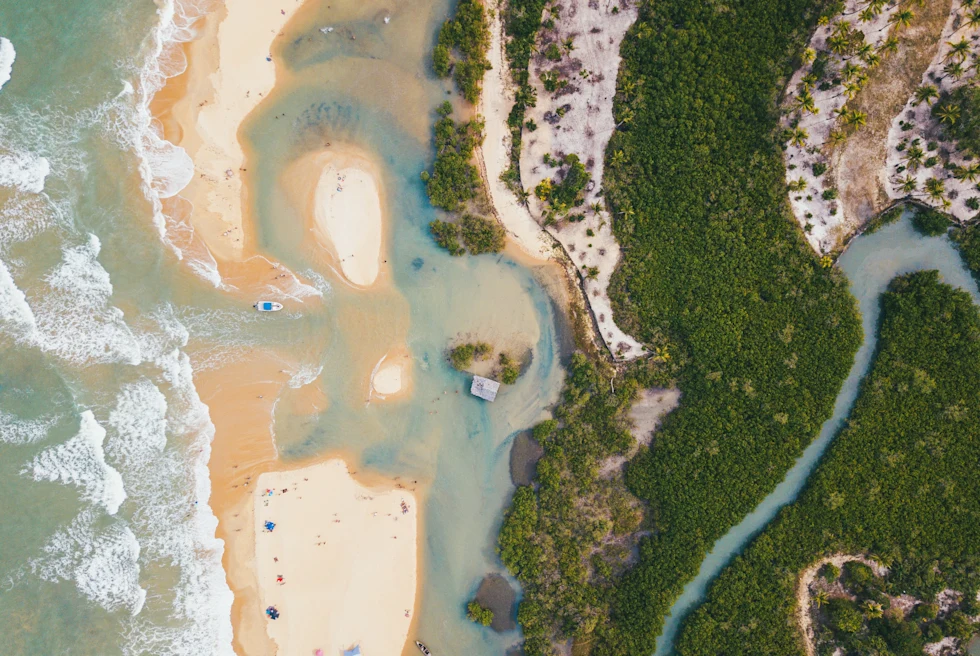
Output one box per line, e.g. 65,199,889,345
433,0,492,103
805,562,979,656
952,221,980,280
449,341,493,370
467,600,494,627
935,85,980,157
429,219,465,256
500,0,549,189
459,213,505,254
863,205,904,235
498,352,520,384
499,353,677,655
422,102,484,212
534,154,590,222
584,0,861,652
429,213,505,256
674,271,980,655
910,205,951,237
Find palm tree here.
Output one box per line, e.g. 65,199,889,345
964,9,980,32
789,127,809,147
925,177,947,203
841,61,862,82
610,150,627,167
899,175,918,193
863,601,884,619
943,60,965,80
937,103,961,125
955,162,980,182
859,6,876,22
890,9,915,30
829,129,849,145
913,84,939,105
796,89,819,114
844,82,863,99
828,34,850,56
880,36,899,56
800,73,819,91
864,51,881,68
591,201,603,214
802,47,817,65
905,144,925,170
813,590,830,609
844,109,868,128
946,37,971,63
562,37,575,54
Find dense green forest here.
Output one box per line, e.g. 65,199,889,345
596,0,862,651
673,271,980,655
952,222,980,280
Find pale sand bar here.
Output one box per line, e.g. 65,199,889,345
254,459,417,656
314,160,384,287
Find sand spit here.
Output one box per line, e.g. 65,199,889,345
480,0,645,361
170,0,305,262
884,0,980,221
796,554,887,656
254,459,418,656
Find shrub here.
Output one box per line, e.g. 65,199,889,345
467,601,494,626
429,220,464,256
822,188,839,200
812,161,828,177
499,352,521,384
910,207,951,237
433,0,492,102
544,43,562,61
459,214,505,255
423,105,484,212
828,598,864,634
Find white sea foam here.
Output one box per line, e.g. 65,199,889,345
289,363,323,388
0,37,13,91
107,380,168,469
32,509,146,616
0,411,53,444
0,256,38,339
36,234,142,365
27,410,127,515
299,267,333,297
0,148,50,193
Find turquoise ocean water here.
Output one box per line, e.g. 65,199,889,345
0,0,566,653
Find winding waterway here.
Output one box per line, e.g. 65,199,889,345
653,214,980,655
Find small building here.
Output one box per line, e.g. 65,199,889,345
470,375,500,402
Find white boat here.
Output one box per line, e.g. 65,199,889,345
254,301,283,312
415,641,431,655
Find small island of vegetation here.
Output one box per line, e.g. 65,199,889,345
467,600,495,627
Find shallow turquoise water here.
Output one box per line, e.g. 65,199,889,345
0,0,565,653
654,214,980,655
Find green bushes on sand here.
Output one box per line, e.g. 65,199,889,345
467,600,494,627
449,341,493,370
674,271,980,655
422,102,483,213
433,0,492,103
910,205,951,236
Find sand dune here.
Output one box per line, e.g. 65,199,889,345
254,459,418,656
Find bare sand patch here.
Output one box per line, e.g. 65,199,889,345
601,386,680,477
370,347,413,401
254,459,417,656
283,147,388,289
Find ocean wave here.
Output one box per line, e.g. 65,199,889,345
0,37,13,91
35,234,143,365
0,256,38,340
0,148,50,193
107,380,168,469
289,363,324,388
31,508,146,616
0,410,54,445
26,410,128,516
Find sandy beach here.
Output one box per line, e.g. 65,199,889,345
370,347,413,401
168,0,306,262
254,459,418,656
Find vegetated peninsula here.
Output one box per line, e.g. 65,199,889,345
496,0,863,653
674,271,980,656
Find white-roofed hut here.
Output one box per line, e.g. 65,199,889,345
470,375,500,402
